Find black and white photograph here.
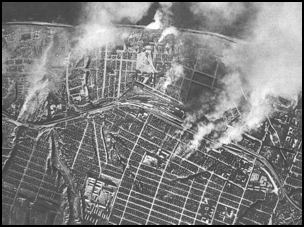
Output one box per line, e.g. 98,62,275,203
2,2,302,225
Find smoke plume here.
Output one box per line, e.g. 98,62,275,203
76,2,153,51
189,122,214,150
158,26,178,42
146,10,164,29
187,2,302,149
18,41,54,121
146,2,173,29
147,3,183,94
160,62,184,92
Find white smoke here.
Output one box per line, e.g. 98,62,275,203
158,26,179,43
75,23,119,53
146,10,164,30
206,72,244,121
18,41,54,121
182,111,200,132
76,2,153,51
151,18,181,93
187,2,302,149
146,2,173,30
220,2,302,144
189,122,214,150
190,2,245,23
17,3,155,119
189,2,247,33
160,62,184,92
146,10,163,30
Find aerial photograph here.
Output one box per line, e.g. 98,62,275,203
2,2,302,225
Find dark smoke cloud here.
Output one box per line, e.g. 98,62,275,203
167,2,259,38
2,2,82,25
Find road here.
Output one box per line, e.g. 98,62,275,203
2,97,302,212
222,144,302,211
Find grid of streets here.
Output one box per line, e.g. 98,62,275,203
2,23,302,225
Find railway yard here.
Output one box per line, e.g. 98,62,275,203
2,22,302,225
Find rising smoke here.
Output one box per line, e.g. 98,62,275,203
15,2,302,150
18,40,54,121
18,3,155,121
75,2,153,51
146,10,164,30
186,2,302,150
146,2,173,29
158,26,178,42
160,62,184,92
217,2,302,145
